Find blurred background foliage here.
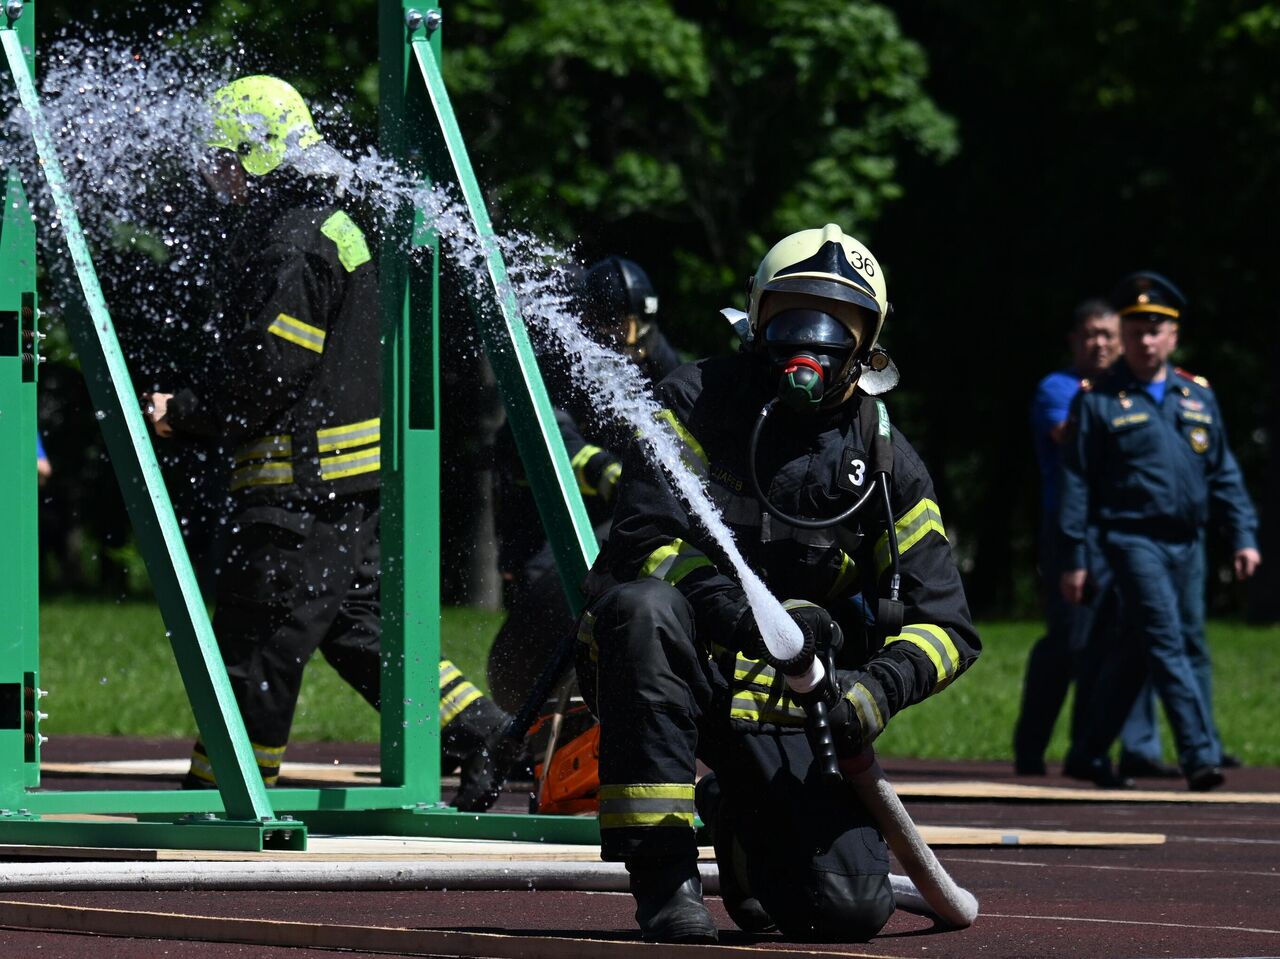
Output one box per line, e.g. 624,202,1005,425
25,0,1280,619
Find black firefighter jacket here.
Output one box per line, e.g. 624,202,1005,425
585,352,980,740
167,190,381,503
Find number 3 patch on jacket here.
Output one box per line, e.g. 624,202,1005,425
838,448,868,491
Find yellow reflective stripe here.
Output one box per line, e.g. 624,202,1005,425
570,444,606,496
598,784,697,828
655,409,708,466
598,784,695,801
886,623,961,688
729,688,807,725
845,682,885,738
267,312,326,353
440,685,483,726
600,461,622,495
729,654,804,722
188,748,216,784
234,434,292,465
825,550,859,602
190,745,283,784
875,498,946,574
640,538,713,585
439,660,462,686
316,417,380,453
319,446,381,480
320,210,372,272
230,461,294,491
599,810,696,829
251,742,286,769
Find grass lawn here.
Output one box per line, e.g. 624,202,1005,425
37,599,1280,765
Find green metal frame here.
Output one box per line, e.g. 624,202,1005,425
0,0,601,851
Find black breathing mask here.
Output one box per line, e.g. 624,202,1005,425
764,309,858,413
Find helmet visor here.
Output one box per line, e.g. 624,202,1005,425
763,308,859,350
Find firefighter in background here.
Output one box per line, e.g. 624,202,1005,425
575,226,980,942
142,75,506,810
487,256,681,714
1058,271,1260,791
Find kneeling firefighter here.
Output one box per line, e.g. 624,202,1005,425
574,225,981,943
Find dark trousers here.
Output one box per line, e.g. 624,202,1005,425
192,494,382,785
487,543,576,715
1014,522,1116,765
576,579,894,941
1084,529,1218,772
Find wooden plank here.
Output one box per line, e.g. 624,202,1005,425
40,760,380,785
893,780,1280,804
0,844,158,861
916,825,1163,847
0,899,893,959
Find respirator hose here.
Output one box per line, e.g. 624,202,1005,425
747,399,878,530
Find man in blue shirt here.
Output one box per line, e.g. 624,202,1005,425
1015,299,1133,781
1059,272,1261,791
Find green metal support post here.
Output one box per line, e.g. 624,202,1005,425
0,0,302,850
0,0,41,810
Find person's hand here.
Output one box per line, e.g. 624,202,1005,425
36,457,51,487
142,392,174,439
1234,548,1261,581
1060,568,1088,604
783,600,842,658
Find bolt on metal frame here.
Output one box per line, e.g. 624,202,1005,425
0,0,600,850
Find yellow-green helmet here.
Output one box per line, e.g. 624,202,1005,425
206,75,323,177
748,224,889,353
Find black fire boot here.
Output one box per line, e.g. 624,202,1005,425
626,856,719,943
445,696,515,812
695,774,775,933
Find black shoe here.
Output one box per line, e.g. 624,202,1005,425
1014,757,1047,776
1063,758,1135,790
628,858,719,943
1118,754,1182,779
695,775,775,933
1221,752,1243,769
1186,765,1225,792
452,730,523,812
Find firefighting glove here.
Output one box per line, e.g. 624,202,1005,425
826,669,886,760
782,599,842,660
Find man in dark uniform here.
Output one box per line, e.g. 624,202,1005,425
1059,272,1260,791
1015,299,1123,780
575,225,980,942
487,256,680,713
142,76,506,809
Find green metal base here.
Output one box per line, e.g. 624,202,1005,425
297,807,600,845
0,814,307,852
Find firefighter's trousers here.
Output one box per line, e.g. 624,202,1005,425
189,493,383,785
576,579,894,940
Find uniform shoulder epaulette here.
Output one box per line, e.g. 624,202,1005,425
1174,367,1210,388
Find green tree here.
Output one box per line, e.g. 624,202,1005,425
445,0,958,354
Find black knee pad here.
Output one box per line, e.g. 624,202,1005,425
767,870,894,942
